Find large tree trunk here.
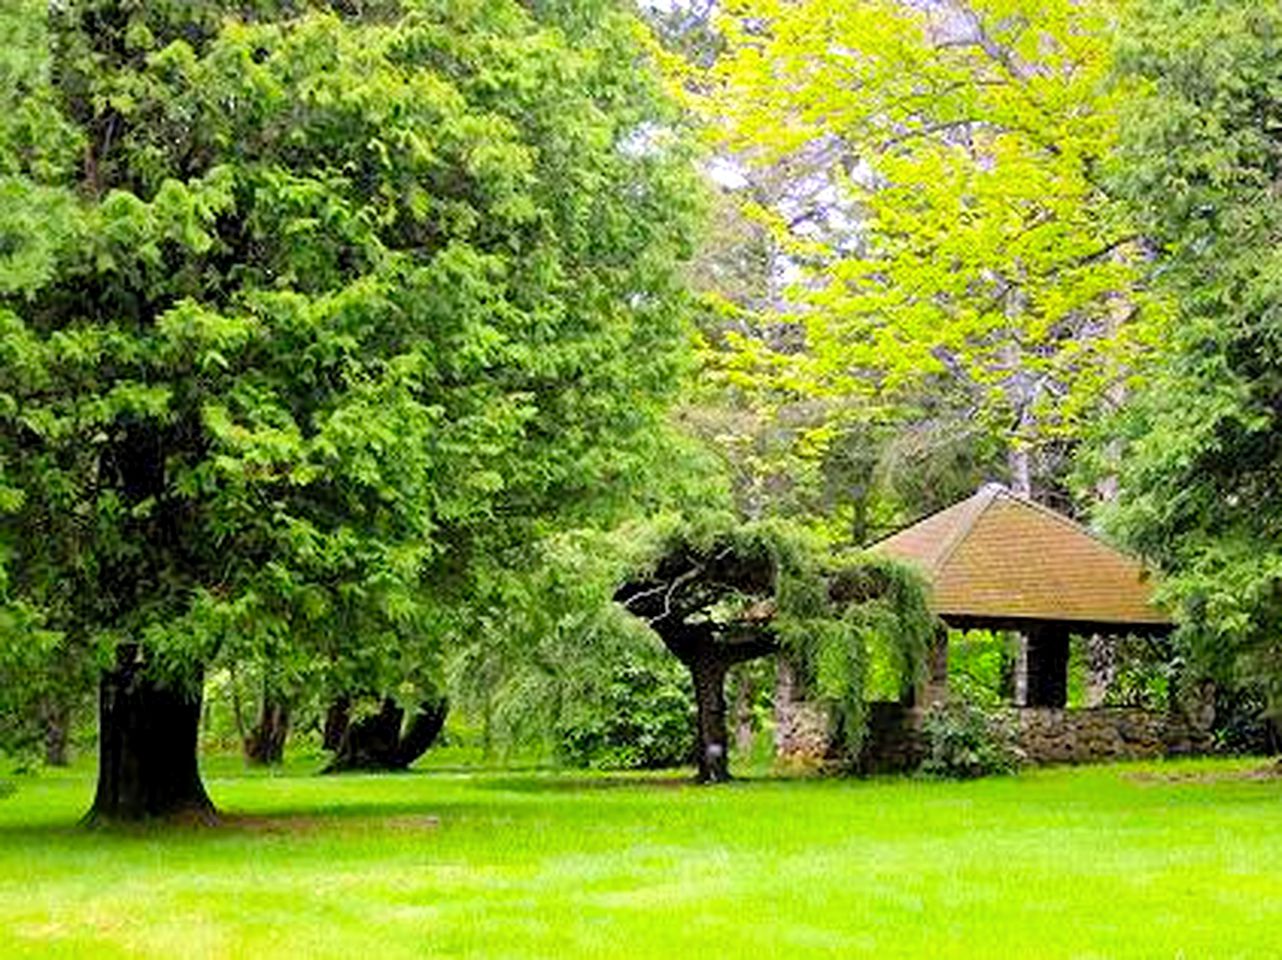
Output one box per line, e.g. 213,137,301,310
396,697,448,767
689,656,731,783
323,696,447,773
244,698,290,766
87,646,213,824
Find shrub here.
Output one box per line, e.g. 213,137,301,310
920,699,1022,779
556,661,694,771
1212,686,1281,756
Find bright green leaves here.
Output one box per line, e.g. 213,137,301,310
693,0,1146,513
0,2,81,299
0,0,699,718
0,179,78,297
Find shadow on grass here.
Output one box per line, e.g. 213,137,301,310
0,797,495,842
477,774,698,794
468,770,846,794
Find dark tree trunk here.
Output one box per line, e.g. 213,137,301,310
87,646,213,824
663,627,777,785
40,699,71,767
689,656,731,783
244,698,290,766
323,696,447,773
322,698,350,752
395,696,448,767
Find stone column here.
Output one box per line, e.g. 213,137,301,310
1084,633,1116,707
919,626,950,707
1014,632,1029,706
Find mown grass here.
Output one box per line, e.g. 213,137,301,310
1,752,1279,958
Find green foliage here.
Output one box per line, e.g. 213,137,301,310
683,0,1147,524
0,603,67,762
556,658,694,770
1098,0,1282,714
920,699,1022,780
1211,687,1281,756
1098,634,1174,711
946,631,1016,708
0,0,700,752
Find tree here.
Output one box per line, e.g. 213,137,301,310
687,0,1147,521
322,693,449,773
615,519,933,782
1097,1,1282,717
0,0,699,820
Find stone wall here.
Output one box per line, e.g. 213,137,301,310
1012,706,1211,764
777,700,1215,772
773,699,830,765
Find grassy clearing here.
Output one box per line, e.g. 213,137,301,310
0,753,1279,958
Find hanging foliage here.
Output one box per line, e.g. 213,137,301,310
615,516,934,781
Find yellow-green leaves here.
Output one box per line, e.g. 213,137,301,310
697,0,1147,505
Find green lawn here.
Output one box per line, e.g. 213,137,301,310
1,754,1279,958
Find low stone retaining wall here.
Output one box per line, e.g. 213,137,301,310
1014,706,1210,764
776,700,1214,772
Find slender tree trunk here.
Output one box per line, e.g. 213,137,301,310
40,699,71,767
322,698,350,752
689,655,731,783
87,645,213,824
244,698,290,766
228,662,248,746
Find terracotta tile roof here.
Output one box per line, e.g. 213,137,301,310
869,484,1171,628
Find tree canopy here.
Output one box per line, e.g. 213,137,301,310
0,0,700,817
615,516,933,781
682,0,1150,528
1099,0,1282,714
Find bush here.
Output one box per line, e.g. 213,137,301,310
556,661,694,770
920,699,1022,779
1212,686,1281,756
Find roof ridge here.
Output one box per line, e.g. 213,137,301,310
929,484,1001,575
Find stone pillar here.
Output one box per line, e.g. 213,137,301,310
1014,632,1029,706
919,626,949,707
773,657,829,763
1084,633,1116,707
1023,625,1069,708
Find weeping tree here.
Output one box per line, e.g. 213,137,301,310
615,521,933,782
0,0,698,820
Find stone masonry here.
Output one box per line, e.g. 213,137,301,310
775,699,1215,772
